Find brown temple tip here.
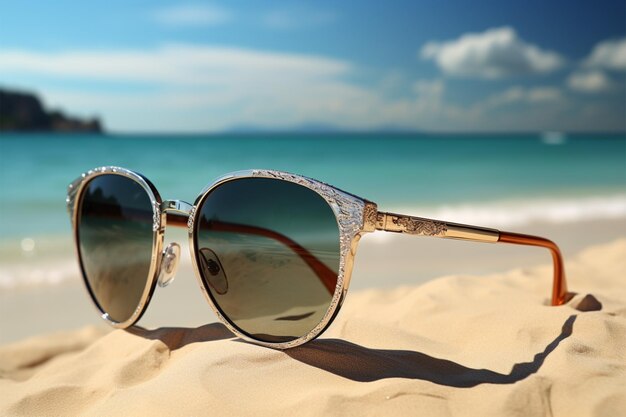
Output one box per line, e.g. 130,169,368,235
498,231,569,307
563,292,577,304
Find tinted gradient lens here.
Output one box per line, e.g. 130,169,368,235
77,174,155,323
195,178,341,343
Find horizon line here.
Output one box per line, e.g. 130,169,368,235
2,129,625,136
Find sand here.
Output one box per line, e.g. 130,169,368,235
1,238,625,416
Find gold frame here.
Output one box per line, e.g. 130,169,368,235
67,166,569,349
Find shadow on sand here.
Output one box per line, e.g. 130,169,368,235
286,315,576,387
129,295,601,388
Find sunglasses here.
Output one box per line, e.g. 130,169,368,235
67,166,569,349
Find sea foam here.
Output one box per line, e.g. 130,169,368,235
412,194,626,228
0,259,80,289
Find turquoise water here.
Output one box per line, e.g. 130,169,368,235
0,132,625,240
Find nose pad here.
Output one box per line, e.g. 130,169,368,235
158,243,181,288
198,248,228,295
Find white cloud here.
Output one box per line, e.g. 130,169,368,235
583,38,626,70
481,86,563,109
421,27,564,78
526,87,563,102
0,44,621,132
411,79,446,114
0,44,350,85
0,44,366,131
567,70,613,93
0,44,414,132
152,4,231,26
262,7,336,30
413,79,444,98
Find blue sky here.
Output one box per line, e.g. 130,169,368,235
1,0,624,132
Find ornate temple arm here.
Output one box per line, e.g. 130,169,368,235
374,211,569,306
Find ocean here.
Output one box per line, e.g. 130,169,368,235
1,132,624,241
0,131,625,289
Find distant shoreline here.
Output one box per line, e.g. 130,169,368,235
1,130,624,137
0,88,103,133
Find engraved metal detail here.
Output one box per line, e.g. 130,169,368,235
362,202,378,233
376,212,447,237
187,206,196,230
395,216,446,236
152,202,161,232
375,211,386,229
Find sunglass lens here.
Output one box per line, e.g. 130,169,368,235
195,178,341,343
77,174,156,323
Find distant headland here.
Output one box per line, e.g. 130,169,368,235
0,88,103,133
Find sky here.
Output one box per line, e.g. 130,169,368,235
0,0,625,133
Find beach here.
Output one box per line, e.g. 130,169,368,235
1,0,626,411
1,233,625,416
0,133,625,415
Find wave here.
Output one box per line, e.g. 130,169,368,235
0,259,80,289
385,193,626,229
541,131,567,145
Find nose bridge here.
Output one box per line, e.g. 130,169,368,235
157,201,191,289
161,200,193,217
161,200,193,230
